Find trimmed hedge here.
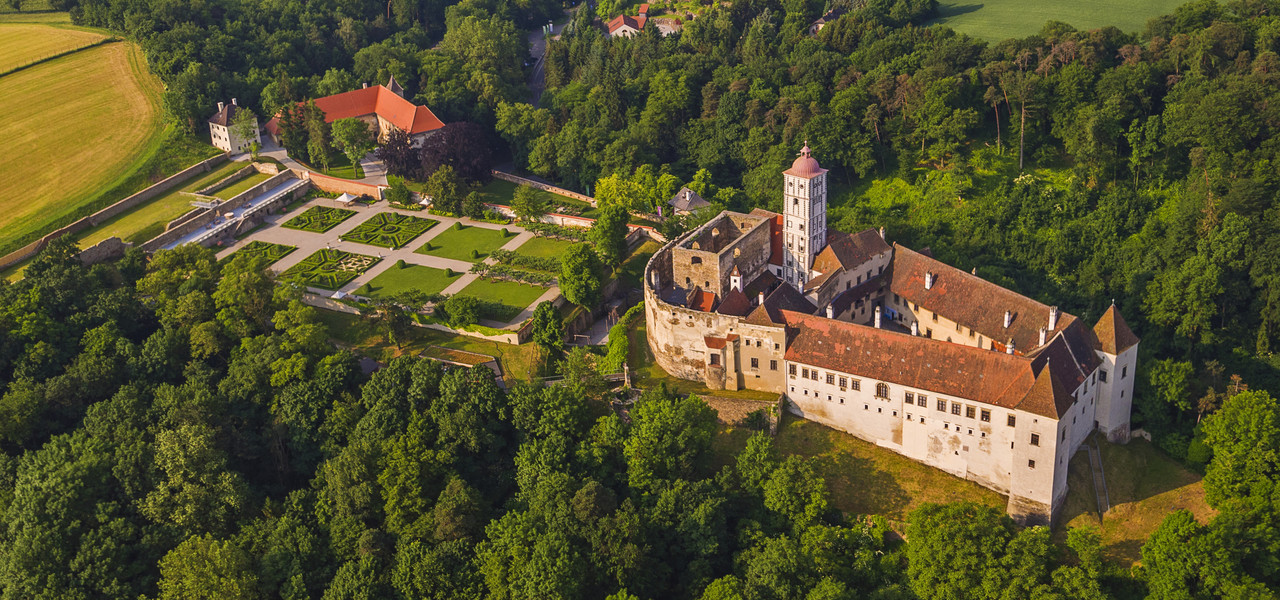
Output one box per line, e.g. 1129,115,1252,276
469,262,557,286
525,221,591,242
597,301,645,374
490,249,560,273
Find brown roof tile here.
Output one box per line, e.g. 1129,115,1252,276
1093,305,1140,354
813,228,891,275
889,244,1075,352
1016,362,1075,419
716,288,753,317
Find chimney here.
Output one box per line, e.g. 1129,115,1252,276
1003,310,1012,329
1006,339,1016,354
1039,327,1047,346
231,98,238,106
971,267,977,275
363,82,368,88
1048,306,1059,330
758,292,765,306
874,305,882,328
910,321,918,336
878,226,886,239
217,101,225,113
826,304,834,319
925,272,934,290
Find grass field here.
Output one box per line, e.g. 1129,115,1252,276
0,37,164,253
341,213,438,248
316,308,542,380
514,236,574,259
73,160,247,247
456,278,549,322
0,24,105,73
929,0,1189,41
282,206,357,233
416,224,513,262
1059,437,1215,566
211,172,271,200
357,264,462,298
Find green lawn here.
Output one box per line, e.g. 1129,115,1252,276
456,277,549,323
282,206,357,233
280,248,379,290
928,0,1189,41
513,235,574,259
415,223,514,262
356,264,462,298
341,212,438,248
1059,437,1215,566
181,161,250,194
297,153,364,180
315,308,543,380
211,171,271,200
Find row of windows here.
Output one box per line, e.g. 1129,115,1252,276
747,358,779,371
788,365,862,391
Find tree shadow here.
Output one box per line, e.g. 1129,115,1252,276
814,450,913,519
934,3,984,18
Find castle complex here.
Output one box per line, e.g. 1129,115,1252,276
642,146,1140,522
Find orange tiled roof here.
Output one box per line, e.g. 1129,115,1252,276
688,288,716,312
1093,305,1139,354
263,85,443,137
606,13,647,33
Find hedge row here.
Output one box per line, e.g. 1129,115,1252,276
597,301,645,375
470,262,557,286
525,221,591,242
490,249,560,272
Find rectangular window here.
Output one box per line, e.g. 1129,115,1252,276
710,354,720,366
1062,429,1067,441
851,379,861,391
918,395,927,407
770,360,778,371
1008,415,1016,427
1099,370,1107,382
839,376,847,388
965,406,976,419
826,373,835,385
980,409,990,422
937,399,946,411
802,368,810,378
750,358,759,369
789,365,797,377
1028,460,1036,469
1030,433,1040,446
932,312,938,323
1122,366,1128,378
951,403,961,416
905,392,915,404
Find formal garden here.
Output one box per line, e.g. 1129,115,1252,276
415,222,513,262
281,206,356,233
454,277,550,323
226,240,295,265
281,248,380,290
340,212,438,248
355,263,462,299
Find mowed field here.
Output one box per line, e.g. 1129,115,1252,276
0,24,106,73
0,31,163,252
930,0,1190,41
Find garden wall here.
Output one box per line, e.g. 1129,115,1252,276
141,173,304,251
0,153,231,271
78,237,129,265
294,170,384,199
490,170,596,206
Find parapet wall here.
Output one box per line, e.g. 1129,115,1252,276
295,169,384,199
490,170,596,206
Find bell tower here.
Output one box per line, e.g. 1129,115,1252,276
781,143,828,289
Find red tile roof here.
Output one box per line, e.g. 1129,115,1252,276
263,84,443,137
606,13,647,34
716,288,754,317
889,244,1074,352
813,228,891,274
704,336,727,350
745,284,816,326
688,288,716,312
779,310,1074,418
1093,305,1139,354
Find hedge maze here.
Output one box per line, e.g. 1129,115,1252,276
281,249,380,290
227,241,296,265
281,206,356,233
340,212,438,248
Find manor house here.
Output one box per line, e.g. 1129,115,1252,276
642,146,1140,523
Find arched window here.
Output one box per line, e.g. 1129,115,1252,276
876,382,889,398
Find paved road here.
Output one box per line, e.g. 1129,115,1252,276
218,198,560,331
257,140,388,186
528,8,577,104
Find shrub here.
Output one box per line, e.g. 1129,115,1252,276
444,267,455,277
741,409,770,431
597,301,644,374
395,259,406,269
438,295,480,328
525,221,591,242
470,249,480,259
501,228,510,237
454,222,464,230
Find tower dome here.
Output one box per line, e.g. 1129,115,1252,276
784,143,827,178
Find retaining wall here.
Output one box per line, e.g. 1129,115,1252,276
294,170,384,199
78,237,130,265
491,170,596,206
0,153,231,271
142,172,304,251
196,164,255,196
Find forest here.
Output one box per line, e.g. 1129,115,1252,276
0,0,1276,595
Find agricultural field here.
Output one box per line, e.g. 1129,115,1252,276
281,249,380,290
0,35,164,253
929,0,1189,41
0,24,105,74
282,206,357,233
356,264,462,298
455,278,549,323
415,223,513,262
341,212,438,248
225,241,296,266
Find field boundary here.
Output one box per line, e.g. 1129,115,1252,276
0,35,116,79
0,153,230,270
